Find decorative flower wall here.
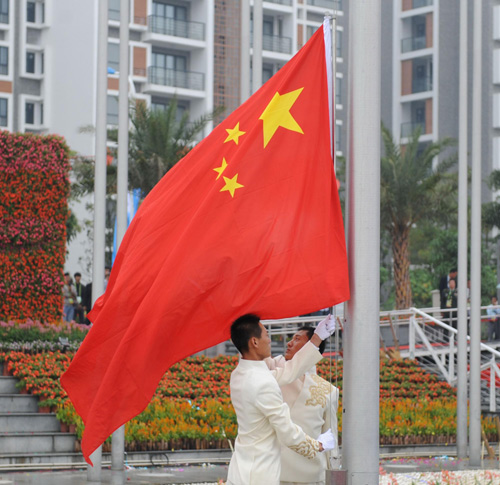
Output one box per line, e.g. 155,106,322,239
0,132,70,321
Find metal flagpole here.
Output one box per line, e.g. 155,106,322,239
342,1,381,484
456,0,468,460
469,0,482,466
110,0,130,481
240,0,250,102
252,0,263,94
88,0,108,480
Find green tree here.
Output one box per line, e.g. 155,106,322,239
381,124,457,309
127,100,223,197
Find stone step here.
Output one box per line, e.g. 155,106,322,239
0,395,39,413
0,378,18,395
0,413,61,433
0,433,75,454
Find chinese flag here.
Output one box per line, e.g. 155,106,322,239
61,24,349,463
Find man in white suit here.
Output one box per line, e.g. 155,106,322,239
266,326,339,485
226,314,336,485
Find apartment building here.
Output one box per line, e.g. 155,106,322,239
0,0,214,158
381,0,498,199
213,0,347,156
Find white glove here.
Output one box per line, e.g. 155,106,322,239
314,314,336,340
317,428,336,452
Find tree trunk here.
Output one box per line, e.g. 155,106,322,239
392,226,412,309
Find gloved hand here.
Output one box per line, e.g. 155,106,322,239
317,428,336,452
314,314,336,340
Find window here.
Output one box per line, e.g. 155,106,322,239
109,0,120,21
263,18,274,36
107,95,118,125
153,2,187,20
336,30,342,58
262,65,273,84
0,0,9,24
26,52,35,73
151,99,187,121
335,123,341,152
152,52,186,71
108,43,119,72
25,102,34,125
335,77,342,105
40,103,43,125
27,1,35,22
0,46,7,75
0,98,7,127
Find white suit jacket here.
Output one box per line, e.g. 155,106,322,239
226,342,323,485
268,355,339,483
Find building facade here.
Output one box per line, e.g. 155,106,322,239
381,0,498,202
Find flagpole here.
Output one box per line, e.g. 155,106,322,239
88,0,108,479
342,0,381,483
110,0,130,481
456,0,468,460
469,0,482,466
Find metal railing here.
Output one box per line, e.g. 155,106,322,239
148,66,205,91
412,0,433,8
264,34,291,54
253,34,291,54
401,121,425,138
148,15,205,41
307,0,342,9
265,0,292,5
401,35,427,53
403,307,500,412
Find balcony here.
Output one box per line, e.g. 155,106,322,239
148,15,205,41
307,0,342,9
262,34,292,54
401,35,427,53
401,121,425,138
265,0,292,5
412,76,432,93
148,66,204,91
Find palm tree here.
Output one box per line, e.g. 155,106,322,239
128,100,224,197
381,124,456,309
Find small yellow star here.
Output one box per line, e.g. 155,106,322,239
224,122,246,145
259,88,304,148
213,158,228,180
220,174,244,198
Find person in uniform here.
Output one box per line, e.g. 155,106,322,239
226,314,336,485
266,326,339,485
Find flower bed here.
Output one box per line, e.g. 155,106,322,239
0,320,89,352
0,132,70,322
0,351,493,450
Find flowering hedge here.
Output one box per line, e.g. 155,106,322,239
0,351,482,450
0,132,70,321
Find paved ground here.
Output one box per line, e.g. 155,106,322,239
0,458,498,484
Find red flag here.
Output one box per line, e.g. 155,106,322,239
61,24,349,463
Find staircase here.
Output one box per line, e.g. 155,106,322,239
0,368,76,468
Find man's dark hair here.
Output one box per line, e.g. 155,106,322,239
231,314,262,354
64,272,69,276
74,272,81,278
450,268,457,274
298,325,326,354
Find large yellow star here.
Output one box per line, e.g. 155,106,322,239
220,174,244,197
213,157,228,180
259,88,304,148
224,122,246,145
